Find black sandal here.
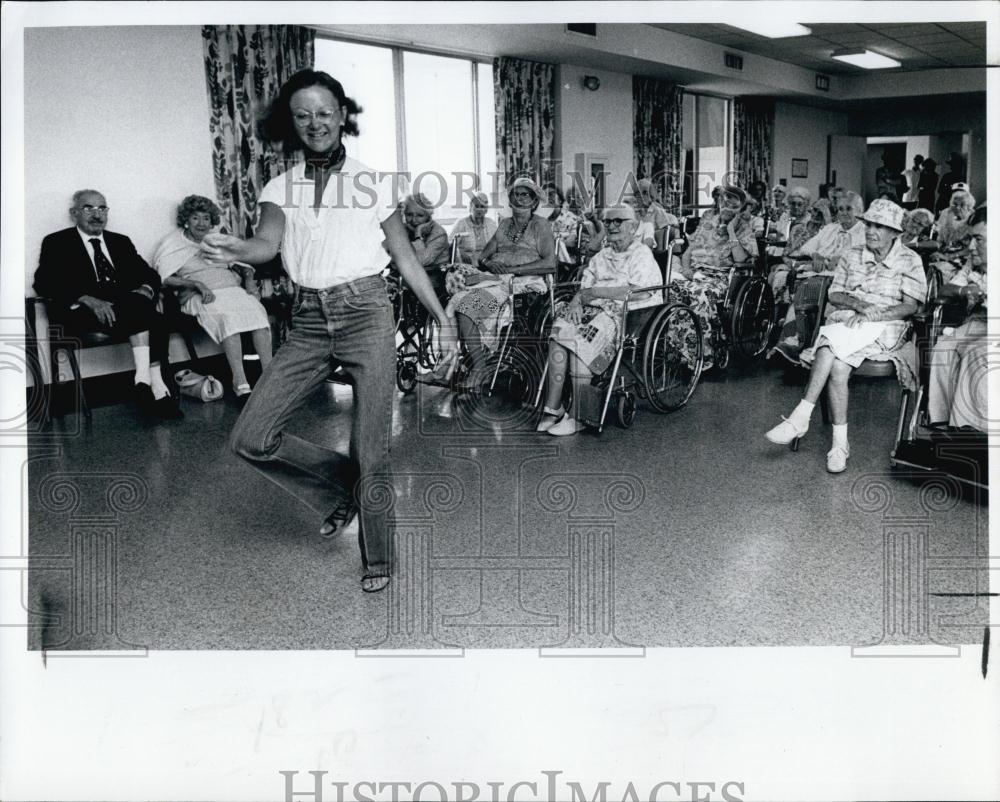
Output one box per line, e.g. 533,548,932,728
319,499,357,537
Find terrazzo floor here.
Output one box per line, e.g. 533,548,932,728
27,359,989,651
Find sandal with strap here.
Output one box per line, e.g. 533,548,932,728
361,572,391,593
319,498,357,537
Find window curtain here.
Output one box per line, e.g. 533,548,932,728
632,76,684,216
493,57,556,188
733,97,775,191
202,25,314,239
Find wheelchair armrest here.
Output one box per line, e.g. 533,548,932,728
509,265,557,278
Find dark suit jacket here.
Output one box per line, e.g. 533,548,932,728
34,227,161,317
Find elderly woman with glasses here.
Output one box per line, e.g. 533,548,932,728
536,205,662,436
439,177,556,387
450,191,498,267
671,185,758,369
765,199,926,474
153,194,273,398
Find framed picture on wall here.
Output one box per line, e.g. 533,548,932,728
791,158,809,178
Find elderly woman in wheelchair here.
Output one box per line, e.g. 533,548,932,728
424,177,556,390
670,185,761,369
765,199,928,473
536,205,665,436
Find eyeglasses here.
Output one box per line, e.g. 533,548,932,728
604,218,629,226
78,205,109,214
510,190,534,198
291,109,338,126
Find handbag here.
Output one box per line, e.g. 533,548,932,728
174,369,224,402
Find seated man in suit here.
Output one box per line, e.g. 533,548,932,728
34,189,182,419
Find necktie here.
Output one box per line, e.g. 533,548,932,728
89,238,116,283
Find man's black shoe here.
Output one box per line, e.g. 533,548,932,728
151,395,184,420
134,382,156,413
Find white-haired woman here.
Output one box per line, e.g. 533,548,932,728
537,206,662,436
933,188,977,282
450,191,497,267
900,208,939,258
765,199,926,473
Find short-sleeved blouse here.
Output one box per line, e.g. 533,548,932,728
451,216,498,264
258,156,401,288
686,217,758,272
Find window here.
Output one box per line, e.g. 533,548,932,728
315,38,496,221
681,92,732,212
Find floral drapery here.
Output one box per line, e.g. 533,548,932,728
202,25,314,239
494,57,556,188
632,76,684,215
733,97,775,192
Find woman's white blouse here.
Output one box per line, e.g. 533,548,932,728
258,157,402,288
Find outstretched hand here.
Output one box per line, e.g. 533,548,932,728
436,318,459,361
200,232,244,266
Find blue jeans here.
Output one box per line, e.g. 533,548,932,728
230,275,396,574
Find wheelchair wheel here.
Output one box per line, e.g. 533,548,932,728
730,277,775,360
616,392,637,428
385,275,404,333
396,360,418,394
642,302,704,413
419,316,441,369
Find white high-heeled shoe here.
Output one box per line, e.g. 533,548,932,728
764,416,808,445
536,406,565,432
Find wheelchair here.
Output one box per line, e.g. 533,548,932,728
389,239,465,394
889,276,987,494
473,269,561,406
694,255,776,370
388,270,444,394
538,244,705,432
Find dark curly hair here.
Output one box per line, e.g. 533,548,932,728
258,69,363,156
176,195,221,228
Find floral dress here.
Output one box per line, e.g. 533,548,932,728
450,215,549,352
670,217,757,366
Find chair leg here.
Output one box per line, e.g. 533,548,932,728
819,391,831,425
49,346,63,420
182,330,199,366
64,346,90,419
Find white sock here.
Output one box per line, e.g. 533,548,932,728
149,364,169,400
832,423,849,449
788,399,815,429
132,346,151,385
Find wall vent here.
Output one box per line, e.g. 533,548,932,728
566,23,597,37
724,52,744,71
